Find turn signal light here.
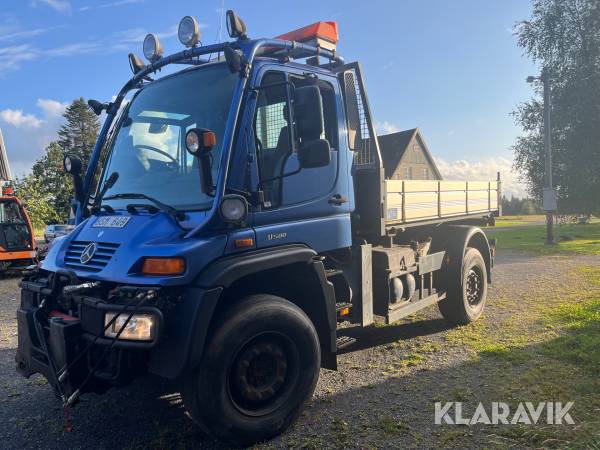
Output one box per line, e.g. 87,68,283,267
203,131,217,148
339,307,350,316
141,257,186,276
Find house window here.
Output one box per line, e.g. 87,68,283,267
413,143,421,163
404,167,412,179
423,168,429,179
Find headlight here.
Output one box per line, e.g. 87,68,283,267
143,33,163,62
104,312,157,341
178,16,200,47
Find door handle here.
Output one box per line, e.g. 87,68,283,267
329,194,348,206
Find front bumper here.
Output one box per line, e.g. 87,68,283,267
15,284,164,398
15,273,224,399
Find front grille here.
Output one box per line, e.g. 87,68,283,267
64,241,120,272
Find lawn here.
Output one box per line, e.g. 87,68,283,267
442,266,600,449
490,221,600,255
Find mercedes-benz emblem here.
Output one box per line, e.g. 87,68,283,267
80,242,98,264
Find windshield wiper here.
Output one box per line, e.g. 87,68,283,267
92,172,119,213
102,193,184,220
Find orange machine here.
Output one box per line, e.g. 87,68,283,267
0,185,36,271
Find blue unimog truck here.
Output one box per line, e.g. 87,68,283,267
15,11,499,445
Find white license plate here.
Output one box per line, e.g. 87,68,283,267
92,216,131,228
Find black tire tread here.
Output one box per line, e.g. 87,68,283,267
438,247,487,325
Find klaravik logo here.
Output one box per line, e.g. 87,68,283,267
434,402,574,425
80,242,98,264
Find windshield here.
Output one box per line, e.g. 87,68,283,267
98,63,237,211
0,201,31,250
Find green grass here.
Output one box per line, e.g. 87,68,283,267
540,267,600,374
492,222,600,255
438,266,600,449
489,220,530,227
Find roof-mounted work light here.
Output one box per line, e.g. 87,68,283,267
143,33,163,62
128,53,146,74
178,16,201,47
226,10,248,40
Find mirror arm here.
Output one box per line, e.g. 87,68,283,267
198,154,215,196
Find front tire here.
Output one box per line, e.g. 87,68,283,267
182,294,320,446
438,247,487,325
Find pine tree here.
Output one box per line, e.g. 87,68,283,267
57,97,100,168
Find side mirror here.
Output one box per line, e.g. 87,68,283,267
298,139,331,169
88,99,109,116
294,86,324,141
63,154,82,175
224,44,243,74
186,128,217,194
63,154,85,206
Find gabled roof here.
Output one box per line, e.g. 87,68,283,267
377,128,418,178
377,127,442,179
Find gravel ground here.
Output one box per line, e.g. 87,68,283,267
0,250,598,449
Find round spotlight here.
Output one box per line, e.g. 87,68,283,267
219,195,248,223
143,34,163,62
178,16,200,47
63,154,82,175
185,129,201,155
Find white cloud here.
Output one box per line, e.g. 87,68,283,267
0,25,61,43
37,99,68,118
435,156,527,198
79,0,144,11
375,121,400,135
33,0,72,13
0,109,43,128
0,25,179,74
381,60,394,70
0,99,67,177
0,44,37,71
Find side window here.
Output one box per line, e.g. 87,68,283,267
254,71,338,209
254,72,292,208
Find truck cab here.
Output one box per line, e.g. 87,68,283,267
16,11,496,446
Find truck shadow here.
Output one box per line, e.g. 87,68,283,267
338,318,452,354
1,311,595,450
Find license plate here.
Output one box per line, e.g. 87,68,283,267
92,216,131,228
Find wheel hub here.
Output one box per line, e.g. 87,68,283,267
466,268,483,306
232,341,288,404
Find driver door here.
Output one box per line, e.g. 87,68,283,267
249,65,352,252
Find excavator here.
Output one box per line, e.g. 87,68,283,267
0,184,36,271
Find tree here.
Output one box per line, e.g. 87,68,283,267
14,175,61,230
31,141,73,220
20,98,100,224
57,97,100,168
501,195,542,215
512,0,600,214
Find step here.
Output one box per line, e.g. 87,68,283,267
336,335,356,350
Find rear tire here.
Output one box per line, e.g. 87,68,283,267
182,294,320,446
438,247,487,325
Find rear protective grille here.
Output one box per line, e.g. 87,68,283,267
64,241,120,272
